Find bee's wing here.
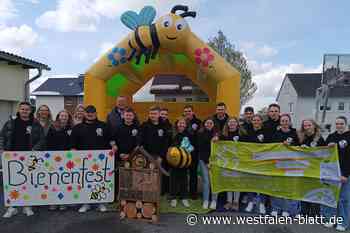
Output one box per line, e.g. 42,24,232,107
121,11,140,30
139,6,156,26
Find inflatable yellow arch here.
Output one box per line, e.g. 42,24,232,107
84,5,240,121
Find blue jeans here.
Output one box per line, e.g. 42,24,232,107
199,160,218,202
247,192,267,204
321,178,350,228
271,197,300,215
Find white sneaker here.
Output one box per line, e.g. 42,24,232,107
241,195,248,204
49,205,57,211
23,207,34,216
170,199,177,208
270,210,278,217
323,222,334,228
3,207,18,218
182,199,190,208
78,204,91,213
202,200,209,209
336,225,346,231
245,202,254,212
259,203,266,214
59,206,67,211
282,211,290,217
209,200,217,210
98,204,107,212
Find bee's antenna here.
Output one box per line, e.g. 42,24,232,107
180,11,196,18
171,5,188,14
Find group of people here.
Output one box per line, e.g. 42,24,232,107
0,96,349,231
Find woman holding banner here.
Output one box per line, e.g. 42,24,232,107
1,102,45,218
46,110,73,211
270,113,301,217
298,119,326,216
243,114,269,214
219,117,243,211
321,116,350,232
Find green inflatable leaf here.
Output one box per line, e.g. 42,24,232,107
106,74,128,97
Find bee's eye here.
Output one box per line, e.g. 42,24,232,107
175,19,188,31
161,16,173,28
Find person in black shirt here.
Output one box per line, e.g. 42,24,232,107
46,110,73,211
140,106,171,195
298,119,325,217
212,102,229,131
244,114,269,214
240,106,254,134
169,117,193,208
321,116,350,231
160,107,173,138
1,102,45,218
270,114,300,217
111,108,140,161
183,105,202,199
263,103,281,141
198,118,219,210
71,105,111,213
220,117,242,211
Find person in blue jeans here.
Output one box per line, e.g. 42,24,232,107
321,116,350,232
270,114,300,217
197,118,219,210
241,114,269,214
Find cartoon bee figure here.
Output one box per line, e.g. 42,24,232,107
90,183,111,201
121,5,196,64
27,155,44,172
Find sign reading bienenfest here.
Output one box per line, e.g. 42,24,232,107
1,150,115,206
210,141,341,208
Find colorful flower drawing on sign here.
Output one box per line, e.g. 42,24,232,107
107,47,127,67
90,183,111,201
41,193,48,200
54,155,62,162
194,47,214,68
9,190,20,200
92,164,100,172
66,160,75,170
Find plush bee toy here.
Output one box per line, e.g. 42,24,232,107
121,5,196,64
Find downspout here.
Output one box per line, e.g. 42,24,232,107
24,68,42,101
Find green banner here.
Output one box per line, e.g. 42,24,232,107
209,141,341,207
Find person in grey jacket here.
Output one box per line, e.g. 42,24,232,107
106,96,128,136
0,101,45,218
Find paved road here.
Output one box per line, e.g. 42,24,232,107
0,207,344,233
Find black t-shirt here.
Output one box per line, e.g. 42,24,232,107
197,129,216,163
272,128,300,146
242,128,270,143
71,120,110,150
11,118,32,151
46,125,72,150
263,117,280,141
326,131,350,177
300,134,326,147
220,130,241,142
213,114,229,131
113,122,141,155
140,120,170,158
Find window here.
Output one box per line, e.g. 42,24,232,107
325,124,332,132
338,102,345,111
185,98,193,102
162,98,176,102
288,102,294,113
320,105,331,111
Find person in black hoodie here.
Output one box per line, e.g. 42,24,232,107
244,114,269,215
240,106,254,134
270,113,300,217
140,106,171,195
169,117,193,208
219,117,242,211
183,105,202,199
298,119,326,216
212,102,229,131
71,105,111,213
198,118,219,210
46,109,73,211
321,116,350,231
263,103,281,141
1,102,45,218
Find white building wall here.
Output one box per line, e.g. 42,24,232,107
276,78,298,124
36,96,64,118
0,62,28,101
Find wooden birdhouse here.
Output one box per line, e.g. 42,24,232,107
118,146,165,223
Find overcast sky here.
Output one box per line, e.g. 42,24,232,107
2,0,349,110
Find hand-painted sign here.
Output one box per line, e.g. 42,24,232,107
2,150,115,206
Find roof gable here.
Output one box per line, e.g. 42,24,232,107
32,75,84,96
0,50,50,70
